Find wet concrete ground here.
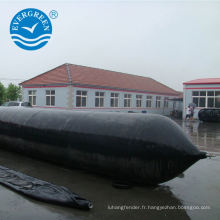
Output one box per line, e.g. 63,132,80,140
0,119,219,220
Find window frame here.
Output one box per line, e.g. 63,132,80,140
76,90,87,107
164,97,169,108
136,95,142,108
110,93,119,107
28,90,36,106
156,96,161,108
95,91,105,107
124,94,132,107
192,90,220,108
46,90,55,106
146,96,152,108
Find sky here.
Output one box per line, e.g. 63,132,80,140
0,0,220,91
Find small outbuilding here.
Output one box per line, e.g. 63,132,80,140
183,78,220,119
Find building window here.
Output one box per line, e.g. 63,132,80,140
28,90,36,106
146,96,152,108
164,97,169,108
173,101,176,110
192,90,220,108
110,93,119,107
207,91,214,108
192,91,206,107
136,95,142,107
156,96,161,108
95,92,104,107
76,90,87,107
46,90,55,106
124,94,132,107
215,91,220,108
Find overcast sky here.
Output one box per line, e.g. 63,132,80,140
0,0,220,91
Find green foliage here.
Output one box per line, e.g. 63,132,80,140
0,82,6,105
0,83,22,105
6,83,21,101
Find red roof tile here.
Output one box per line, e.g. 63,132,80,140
21,63,179,95
21,64,69,85
184,78,220,85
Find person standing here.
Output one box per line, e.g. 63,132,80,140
190,106,194,120
185,106,191,120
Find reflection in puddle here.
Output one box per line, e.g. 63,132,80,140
174,120,220,152
0,149,190,220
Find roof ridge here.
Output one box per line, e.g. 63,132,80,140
69,63,153,80
68,63,179,95
20,63,179,96
68,63,178,94
65,63,72,84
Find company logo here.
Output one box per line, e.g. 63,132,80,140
10,8,52,50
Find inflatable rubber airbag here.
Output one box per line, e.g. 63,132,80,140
0,165,92,209
0,107,206,185
198,108,220,122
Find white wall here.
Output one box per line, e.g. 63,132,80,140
183,83,220,119
72,86,176,115
23,87,68,108
23,86,177,115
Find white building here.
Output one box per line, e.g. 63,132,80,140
20,63,180,115
183,78,220,119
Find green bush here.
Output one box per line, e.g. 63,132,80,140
0,82,21,105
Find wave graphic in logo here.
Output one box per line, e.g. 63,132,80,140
10,8,52,50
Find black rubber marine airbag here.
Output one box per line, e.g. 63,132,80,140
0,107,206,185
198,108,220,122
0,165,92,209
